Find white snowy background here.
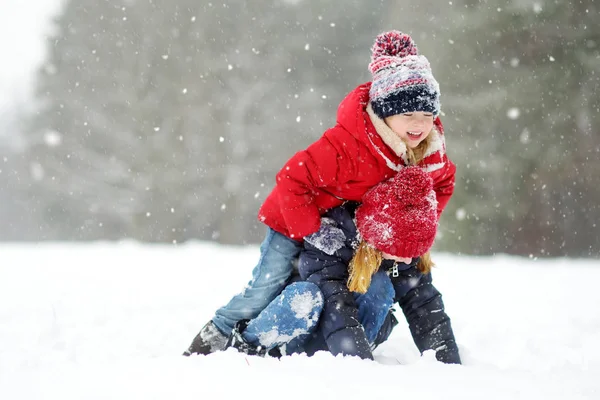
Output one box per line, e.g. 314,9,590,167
0,1,599,399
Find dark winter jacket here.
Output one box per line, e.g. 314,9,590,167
258,82,456,240
298,202,461,364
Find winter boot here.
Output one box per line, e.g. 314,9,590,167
182,320,228,356
225,319,282,358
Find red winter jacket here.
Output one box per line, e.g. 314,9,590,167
258,82,456,240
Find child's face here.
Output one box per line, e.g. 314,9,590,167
384,112,435,148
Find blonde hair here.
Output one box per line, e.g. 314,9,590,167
417,251,434,274
405,126,435,166
348,241,435,294
348,241,382,294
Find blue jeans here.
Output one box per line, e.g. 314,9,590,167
212,228,302,335
243,281,323,354
241,271,395,355
355,270,395,344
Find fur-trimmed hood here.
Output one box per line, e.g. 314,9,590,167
336,82,449,175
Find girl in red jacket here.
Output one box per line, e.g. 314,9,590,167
184,30,456,356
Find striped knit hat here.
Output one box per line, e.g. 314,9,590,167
368,31,441,119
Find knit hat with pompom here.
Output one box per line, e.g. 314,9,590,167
355,166,438,258
368,31,441,119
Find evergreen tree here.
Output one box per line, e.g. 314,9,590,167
385,0,600,256
445,0,600,257
24,0,384,244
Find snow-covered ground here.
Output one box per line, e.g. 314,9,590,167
0,242,598,399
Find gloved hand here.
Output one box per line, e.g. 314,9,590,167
303,217,346,255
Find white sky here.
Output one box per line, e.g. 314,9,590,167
0,0,63,106
0,242,598,399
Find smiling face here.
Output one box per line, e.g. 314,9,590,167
384,112,435,148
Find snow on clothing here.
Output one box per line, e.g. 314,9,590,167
212,82,455,337
369,31,441,118
225,269,397,357
258,82,455,241
299,202,461,363
356,166,438,258
299,270,398,358
226,281,324,356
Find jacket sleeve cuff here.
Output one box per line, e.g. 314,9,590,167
326,327,374,360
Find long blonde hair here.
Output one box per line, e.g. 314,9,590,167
347,241,434,294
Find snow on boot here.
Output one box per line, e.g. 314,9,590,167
182,320,228,356
225,319,268,356
225,282,323,357
224,319,283,358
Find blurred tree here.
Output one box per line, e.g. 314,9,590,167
26,0,217,242
385,0,600,257
22,0,384,244
7,0,600,257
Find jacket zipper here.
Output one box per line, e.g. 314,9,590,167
392,262,399,277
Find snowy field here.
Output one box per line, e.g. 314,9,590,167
0,242,598,400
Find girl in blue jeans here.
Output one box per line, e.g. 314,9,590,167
223,168,461,363
183,31,456,356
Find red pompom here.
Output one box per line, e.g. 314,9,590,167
371,30,418,61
